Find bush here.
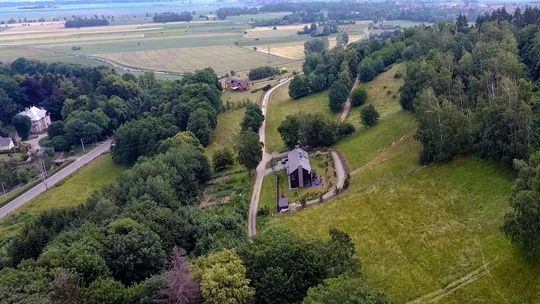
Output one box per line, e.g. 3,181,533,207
12,114,31,140
212,148,234,171
289,75,311,99
328,81,349,112
360,104,379,127
350,86,367,107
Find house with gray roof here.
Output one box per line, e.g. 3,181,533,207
286,146,313,189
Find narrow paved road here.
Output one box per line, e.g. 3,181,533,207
0,140,112,219
340,78,361,121
248,79,291,237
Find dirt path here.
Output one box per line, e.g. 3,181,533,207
248,79,291,237
405,261,495,304
340,78,360,121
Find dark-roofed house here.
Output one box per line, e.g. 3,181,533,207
224,77,250,92
286,146,312,189
0,136,14,151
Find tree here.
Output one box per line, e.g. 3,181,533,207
0,89,20,125
241,104,264,132
112,116,179,165
303,276,390,304
336,32,349,46
360,104,380,127
328,81,349,112
12,114,31,140
156,246,201,304
87,278,127,304
502,152,540,258
187,109,212,146
289,75,311,99
239,227,360,304
308,73,327,92
193,249,254,304
304,37,328,54
212,148,234,171
51,269,86,304
235,130,262,171
103,218,167,284
350,86,367,107
248,66,278,81
47,121,65,138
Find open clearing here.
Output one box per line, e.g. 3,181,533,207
260,63,540,303
101,45,296,74
265,83,336,153
0,154,124,243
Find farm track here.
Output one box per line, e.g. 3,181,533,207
405,261,495,304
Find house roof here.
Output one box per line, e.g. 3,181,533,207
0,136,13,148
286,147,311,175
225,77,248,85
19,106,47,121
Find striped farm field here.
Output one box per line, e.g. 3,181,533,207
100,45,296,74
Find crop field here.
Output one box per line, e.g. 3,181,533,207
0,155,124,243
101,45,296,74
0,18,366,75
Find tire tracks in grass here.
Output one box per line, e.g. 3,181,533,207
405,260,496,304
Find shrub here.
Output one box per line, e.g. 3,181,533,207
212,148,234,171
360,104,380,127
350,86,367,107
248,66,279,81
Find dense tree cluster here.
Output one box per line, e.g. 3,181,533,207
153,12,193,23
278,112,354,149
216,7,258,20
247,66,279,81
65,17,109,28
240,103,264,132
400,22,534,166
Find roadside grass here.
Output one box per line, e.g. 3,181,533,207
265,84,335,153
0,154,124,242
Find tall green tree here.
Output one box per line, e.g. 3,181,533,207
289,75,311,99
235,131,262,171
329,81,349,112
194,249,254,304
12,114,31,140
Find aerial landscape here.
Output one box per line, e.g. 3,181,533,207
0,0,540,303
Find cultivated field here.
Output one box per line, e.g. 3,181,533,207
101,45,295,74
0,19,367,76
260,65,540,303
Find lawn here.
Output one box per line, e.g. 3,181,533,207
0,154,124,242
265,84,335,153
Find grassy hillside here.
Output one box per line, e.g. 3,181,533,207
265,83,335,153
263,65,540,303
0,154,124,242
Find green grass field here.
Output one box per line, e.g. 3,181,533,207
206,109,245,158
260,63,540,303
265,84,335,153
0,154,124,242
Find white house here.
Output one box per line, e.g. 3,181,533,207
18,106,51,134
0,136,14,151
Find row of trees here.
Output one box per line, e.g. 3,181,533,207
65,17,109,28
153,12,193,23
247,66,279,81
216,7,258,20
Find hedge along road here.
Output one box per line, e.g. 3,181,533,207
0,140,112,219
248,78,291,237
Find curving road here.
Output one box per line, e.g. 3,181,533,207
248,79,291,237
0,140,112,219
